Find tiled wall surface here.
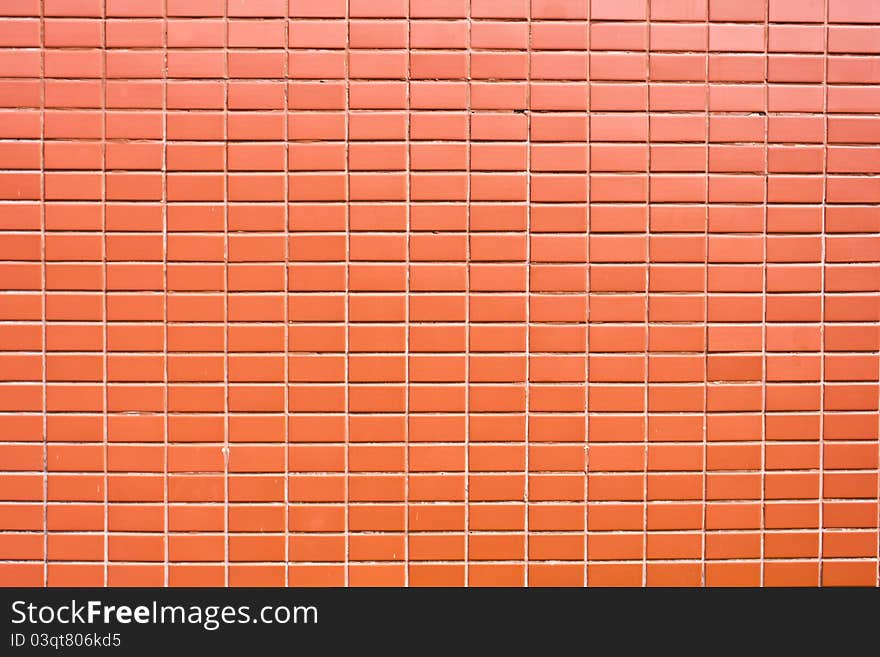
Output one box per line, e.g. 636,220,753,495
0,0,878,587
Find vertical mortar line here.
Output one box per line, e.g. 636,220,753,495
818,0,829,586
584,5,591,589
643,0,652,588
404,0,411,587
870,7,880,584
343,0,350,587
39,0,47,587
760,0,769,587
464,0,471,586
283,5,290,589
223,0,230,587
524,0,532,587
702,0,710,588
101,0,108,587
875,28,880,591
162,0,169,587
34,0,47,584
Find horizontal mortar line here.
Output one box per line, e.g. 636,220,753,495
4,320,878,326
8,559,875,568
7,288,880,295
16,71,880,80
6,379,880,384
0,348,752,353
16,16,880,23
6,227,880,234
3,473,877,482
11,105,880,113
24,408,865,418
0,527,870,536
8,289,880,296
2,442,878,449
3,525,874,535
3,527,874,536
19,45,880,53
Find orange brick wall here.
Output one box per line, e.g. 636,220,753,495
1,0,878,587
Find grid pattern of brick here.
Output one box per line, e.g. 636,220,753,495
0,0,878,587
